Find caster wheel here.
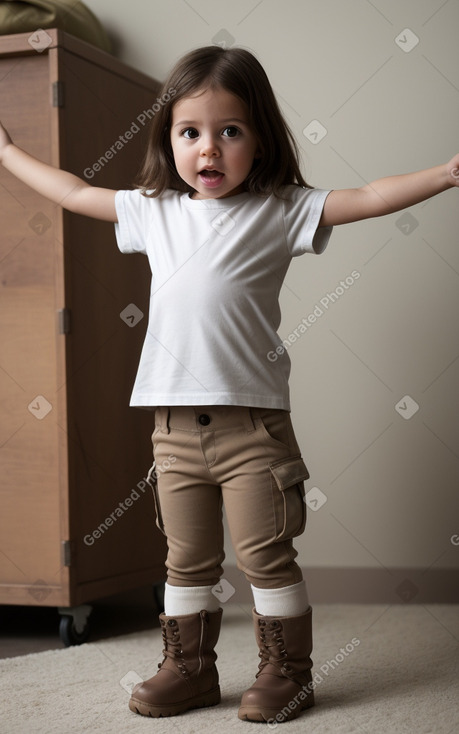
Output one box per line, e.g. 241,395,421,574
58,604,92,646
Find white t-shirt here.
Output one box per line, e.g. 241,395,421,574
114,186,333,410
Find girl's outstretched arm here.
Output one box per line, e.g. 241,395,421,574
0,122,117,222
320,154,459,227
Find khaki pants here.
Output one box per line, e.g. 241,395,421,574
150,406,310,589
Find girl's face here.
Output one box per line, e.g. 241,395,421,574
170,86,261,199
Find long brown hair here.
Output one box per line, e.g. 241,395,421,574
135,45,310,198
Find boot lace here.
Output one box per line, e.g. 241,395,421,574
158,618,188,677
256,618,291,678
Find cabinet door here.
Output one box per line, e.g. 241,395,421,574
0,52,67,605
55,45,167,601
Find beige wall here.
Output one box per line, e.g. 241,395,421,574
86,0,459,595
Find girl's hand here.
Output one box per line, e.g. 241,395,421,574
446,153,459,187
0,121,13,161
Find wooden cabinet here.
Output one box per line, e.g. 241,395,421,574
0,30,167,625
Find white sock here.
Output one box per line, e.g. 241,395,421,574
251,580,309,617
164,583,221,615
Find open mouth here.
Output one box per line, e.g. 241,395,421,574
199,169,225,186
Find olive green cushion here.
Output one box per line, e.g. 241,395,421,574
0,0,112,53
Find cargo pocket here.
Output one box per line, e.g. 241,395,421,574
269,455,309,539
146,462,166,535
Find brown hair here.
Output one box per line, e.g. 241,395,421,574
135,45,310,198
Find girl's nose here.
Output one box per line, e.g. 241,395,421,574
200,135,220,157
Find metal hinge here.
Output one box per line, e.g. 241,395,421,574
58,308,71,334
52,80,65,107
61,540,72,567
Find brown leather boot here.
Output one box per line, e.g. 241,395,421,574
238,607,315,723
129,608,222,717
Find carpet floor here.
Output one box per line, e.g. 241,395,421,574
0,604,458,734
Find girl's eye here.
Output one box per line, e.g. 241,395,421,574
222,126,240,138
182,128,199,139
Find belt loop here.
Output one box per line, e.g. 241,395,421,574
154,407,162,432
247,407,257,432
156,407,171,434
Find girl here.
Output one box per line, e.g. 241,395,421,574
1,45,457,724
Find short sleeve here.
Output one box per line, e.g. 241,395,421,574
283,187,333,256
114,189,153,255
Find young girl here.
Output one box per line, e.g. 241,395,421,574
1,45,457,725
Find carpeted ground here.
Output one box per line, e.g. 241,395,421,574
0,604,458,734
